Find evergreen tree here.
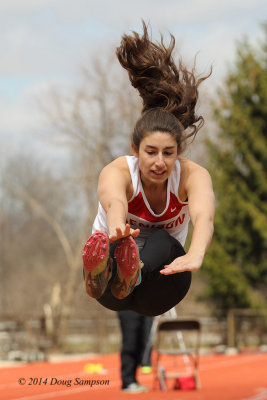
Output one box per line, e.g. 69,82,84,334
203,24,267,310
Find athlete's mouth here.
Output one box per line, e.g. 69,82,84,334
151,170,166,176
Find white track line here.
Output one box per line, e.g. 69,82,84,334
241,388,267,400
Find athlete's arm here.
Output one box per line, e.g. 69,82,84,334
97,158,140,242
161,164,215,274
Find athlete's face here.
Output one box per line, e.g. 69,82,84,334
132,131,178,185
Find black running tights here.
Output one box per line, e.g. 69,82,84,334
97,230,191,317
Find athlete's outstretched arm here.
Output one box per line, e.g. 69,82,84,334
97,159,140,242
160,166,215,274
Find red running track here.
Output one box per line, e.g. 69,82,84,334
0,352,267,400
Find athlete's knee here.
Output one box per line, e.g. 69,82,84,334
149,229,171,241
149,229,185,256
144,229,173,252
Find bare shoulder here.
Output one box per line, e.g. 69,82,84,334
101,156,129,177
180,157,211,177
99,156,132,194
179,158,212,192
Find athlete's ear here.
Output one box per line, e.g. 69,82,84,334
131,142,139,157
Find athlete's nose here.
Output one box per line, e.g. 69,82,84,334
155,153,165,168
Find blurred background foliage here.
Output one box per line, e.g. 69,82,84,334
202,23,267,310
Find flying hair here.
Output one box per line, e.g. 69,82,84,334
116,21,212,143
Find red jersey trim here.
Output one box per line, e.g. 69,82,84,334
128,192,187,223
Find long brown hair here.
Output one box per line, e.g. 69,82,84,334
116,21,211,149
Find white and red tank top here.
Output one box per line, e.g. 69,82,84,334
92,156,190,249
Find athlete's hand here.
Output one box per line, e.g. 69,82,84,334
160,252,204,274
109,223,140,243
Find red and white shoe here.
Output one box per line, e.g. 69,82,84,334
82,232,112,299
111,236,142,299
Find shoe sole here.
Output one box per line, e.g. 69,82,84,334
111,236,140,299
83,232,109,272
114,236,139,278
82,232,110,298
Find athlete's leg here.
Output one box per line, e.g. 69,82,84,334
140,315,154,367
96,242,135,311
130,230,191,316
117,311,144,389
97,230,191,316
83,232,141,305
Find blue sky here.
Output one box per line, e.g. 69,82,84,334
0,0,265,161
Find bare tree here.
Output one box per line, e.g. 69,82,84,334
1,154,87,343
35,50,141,345
0,48,142,348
